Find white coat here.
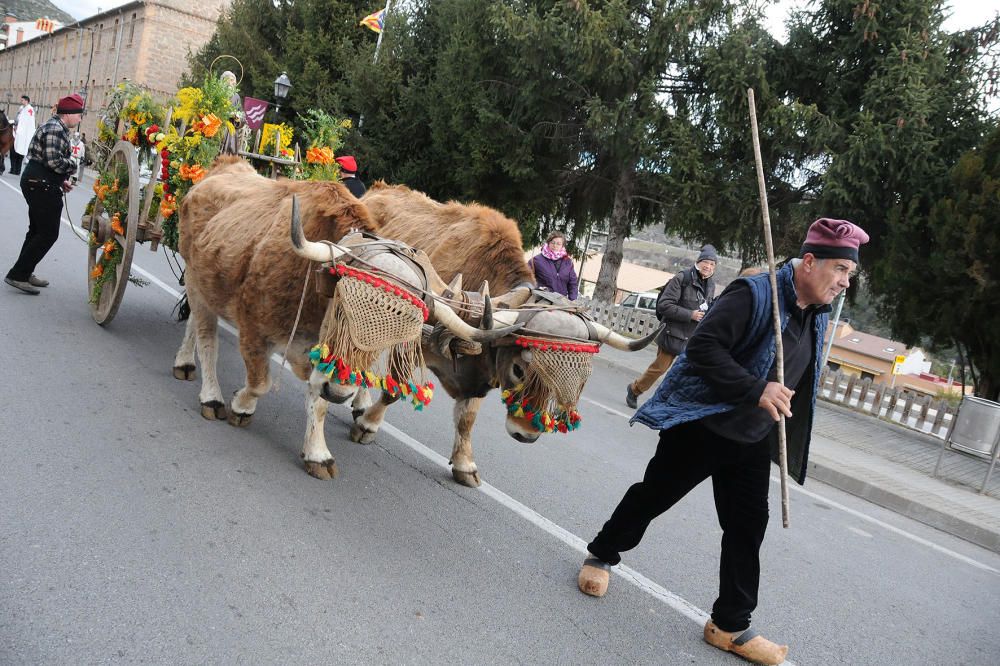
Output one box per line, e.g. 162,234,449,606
13,104,35,155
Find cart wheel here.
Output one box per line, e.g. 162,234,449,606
85,140,140,326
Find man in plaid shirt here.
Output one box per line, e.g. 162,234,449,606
5,93,84,295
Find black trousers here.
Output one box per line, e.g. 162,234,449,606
7,178,63,282
588,419,772,633
9,149,24,174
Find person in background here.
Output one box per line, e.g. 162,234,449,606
578,218,870,666
335,155,366,198
530,231,579,300
4,94,85,295
625,244,717,408
10,95,35,176
69,131,85,184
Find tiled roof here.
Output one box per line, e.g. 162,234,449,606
828,322,910,362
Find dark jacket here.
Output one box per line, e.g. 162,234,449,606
343,176,366,199
631,263,830,484
531,254,579,300
655,265,715,355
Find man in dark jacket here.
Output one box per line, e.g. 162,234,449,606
625,244,717,408
5,94,84,295
577,218,869,666
335,155,366,198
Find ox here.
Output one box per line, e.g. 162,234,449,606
171,158,512,479
351,183,658,487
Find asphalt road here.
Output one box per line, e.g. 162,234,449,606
2,173,999,665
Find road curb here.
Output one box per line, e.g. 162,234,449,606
808,460,1000,554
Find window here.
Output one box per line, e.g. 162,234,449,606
128,13,136,46
638,296,656,310
111,19,119,50
96,23,103,51
621,295,637,308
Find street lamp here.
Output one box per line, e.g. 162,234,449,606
273,72,291,117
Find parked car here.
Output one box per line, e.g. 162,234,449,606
617,291,659,314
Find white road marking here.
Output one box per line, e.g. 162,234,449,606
775,476,999,575
847,526,873,539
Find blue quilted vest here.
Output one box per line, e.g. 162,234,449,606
631,262,830,484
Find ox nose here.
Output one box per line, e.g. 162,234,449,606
321,383,354,404
510,431,540,443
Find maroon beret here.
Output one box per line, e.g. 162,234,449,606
800,218,869,263
56,93,85,114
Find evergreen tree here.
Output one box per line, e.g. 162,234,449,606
877,127,1000,399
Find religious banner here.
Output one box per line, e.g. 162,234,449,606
242,97,269,130
360,8,384,33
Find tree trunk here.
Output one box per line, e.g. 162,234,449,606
592,163,635,304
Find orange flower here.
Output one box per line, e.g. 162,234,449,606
159,193,177,219
198,113,222,138
110,213,125,236
90,264,104,279
103,239,117,255
179,163,206,183
306,146,335,165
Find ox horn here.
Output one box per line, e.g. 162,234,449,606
447,273,463,294
591,322,665,351
433,297,523,343
482,288,494,330
289,195,348,263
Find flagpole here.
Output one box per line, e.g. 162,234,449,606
373,0,392,64
360,2,392,130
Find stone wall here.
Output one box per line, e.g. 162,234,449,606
0,0,229,141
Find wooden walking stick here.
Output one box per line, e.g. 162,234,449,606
747,88,791,528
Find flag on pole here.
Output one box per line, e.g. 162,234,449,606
360,8,385,33
242,97,269,130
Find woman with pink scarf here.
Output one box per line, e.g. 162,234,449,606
530,231,579,300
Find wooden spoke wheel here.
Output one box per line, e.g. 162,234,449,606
83,141,140,326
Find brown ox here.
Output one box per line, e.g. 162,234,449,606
353,182,657,487
171,158,505,478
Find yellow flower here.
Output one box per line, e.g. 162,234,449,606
339,118,353,128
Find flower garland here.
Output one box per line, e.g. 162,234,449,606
308,344,434,410
158,75,235,250
87,168,128,303
501,385,583,434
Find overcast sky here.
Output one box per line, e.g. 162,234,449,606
53,0,999,33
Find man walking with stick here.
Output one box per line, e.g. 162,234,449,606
577,218,868,665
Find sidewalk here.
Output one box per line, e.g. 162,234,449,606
595,343,1000,554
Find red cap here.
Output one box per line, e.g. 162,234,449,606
56,93,85,114
800,218,869,263
334,155,358,173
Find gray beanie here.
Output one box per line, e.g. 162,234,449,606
697,244,718,263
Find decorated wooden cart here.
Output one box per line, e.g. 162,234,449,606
80,74,351,326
